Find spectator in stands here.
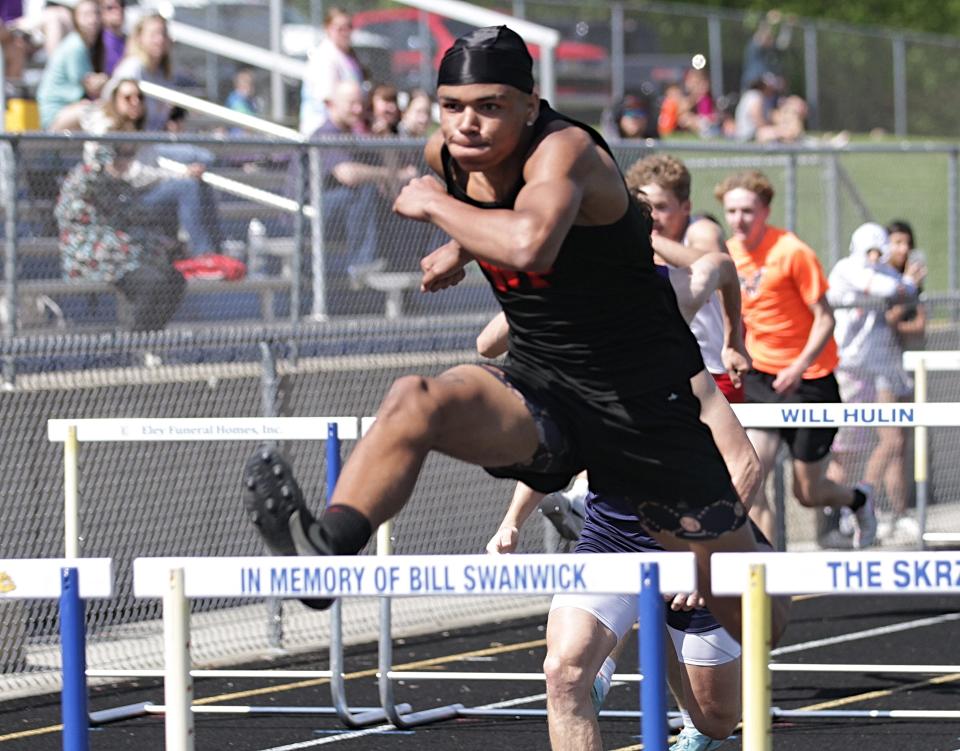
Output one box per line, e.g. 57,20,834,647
604,92,658,140
679,67,720,137
36,0,106,130
734,73,805,144
656,82,684,137
99,0,124,75
0,2,33,82
56,80,186,331
104,12,174,131
299,79,416,279
299,6,364,137
368,83,400,136
7,0,73,68
81,80,224,259
740,9,794,92
225,66,260,118
826,223,925,544
397,89,433,137
885,220,927,354
883,220,927,539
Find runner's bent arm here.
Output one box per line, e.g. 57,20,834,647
773,295,835,394
397,127,615,272
487,482,545,554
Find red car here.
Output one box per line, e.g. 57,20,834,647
352,8,609,98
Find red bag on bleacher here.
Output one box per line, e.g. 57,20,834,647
174,254,247,281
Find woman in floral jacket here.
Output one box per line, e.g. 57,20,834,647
55,80,185,330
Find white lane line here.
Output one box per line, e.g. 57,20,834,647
771,611,960,656
258,692,548,750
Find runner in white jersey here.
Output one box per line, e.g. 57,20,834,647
626,153,746,403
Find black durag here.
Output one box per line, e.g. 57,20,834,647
437,25,535,93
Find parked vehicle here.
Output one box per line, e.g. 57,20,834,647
351,7,610,107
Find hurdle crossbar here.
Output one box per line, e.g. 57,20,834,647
134,553,696,749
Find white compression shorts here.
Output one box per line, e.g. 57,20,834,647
550,593,741,667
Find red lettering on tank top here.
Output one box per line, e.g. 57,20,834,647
478,260,552,292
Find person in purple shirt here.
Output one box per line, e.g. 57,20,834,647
99,0,126,75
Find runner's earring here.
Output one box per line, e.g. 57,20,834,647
526,119,535,126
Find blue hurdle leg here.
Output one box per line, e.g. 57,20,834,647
60,567,89,751
639,562,667,751
326,422,341,506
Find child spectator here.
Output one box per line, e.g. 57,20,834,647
225,66,260,117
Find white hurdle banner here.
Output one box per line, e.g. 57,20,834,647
133,553,697,599
713,551,960,751
0,558,112,599
134,553,695,751
729,401,960,427
47,417,360,442
0,559,113,751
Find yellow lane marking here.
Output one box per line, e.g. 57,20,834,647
0,637,547,743
795,671,960,711
0,724,65,742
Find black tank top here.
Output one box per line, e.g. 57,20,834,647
442,103,702,399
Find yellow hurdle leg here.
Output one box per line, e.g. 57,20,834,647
742,563,772,751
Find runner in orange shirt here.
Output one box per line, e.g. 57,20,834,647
715,170,876,549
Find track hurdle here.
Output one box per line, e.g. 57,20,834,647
731,400,960,550
0,558,113,751
47,417,409,729
133,552,696,750
713,551,960,750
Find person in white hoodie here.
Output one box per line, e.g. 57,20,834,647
826,222,925,540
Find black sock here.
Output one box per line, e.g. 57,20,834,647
849,487,866,512
316,505,372,555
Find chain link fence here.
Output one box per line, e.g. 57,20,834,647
2,133,960,698
250,0,960,137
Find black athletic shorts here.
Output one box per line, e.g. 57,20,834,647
742,369,841,463
480,365,746,540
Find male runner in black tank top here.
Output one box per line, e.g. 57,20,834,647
242,31,784,746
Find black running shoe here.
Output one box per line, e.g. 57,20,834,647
538,490,585,542
242,445,334,610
